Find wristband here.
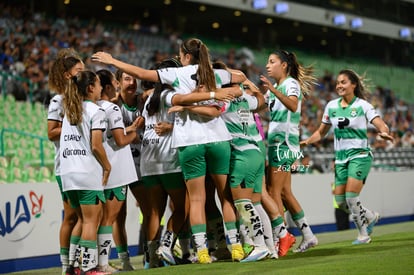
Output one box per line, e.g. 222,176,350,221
210,91,215,99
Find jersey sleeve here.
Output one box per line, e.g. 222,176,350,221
47,95,63,122
213,69,232,86
286,79,300,98
321,104,332,125
107,104,125,130
92,108,107,130
364,101,380,122
165,90,180,107
157,67,178,86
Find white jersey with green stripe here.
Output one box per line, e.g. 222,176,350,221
266,77,302,152
221,91,261,152
322,96,379,163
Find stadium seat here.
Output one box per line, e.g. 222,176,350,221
0,156,8,168
37,166,52,183
0,167,8,183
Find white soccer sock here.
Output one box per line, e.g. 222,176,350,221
80,246,98,271
97,226,112,267
254,202,276,254
346,196,369,238
294,217,314,240
235,199,266,247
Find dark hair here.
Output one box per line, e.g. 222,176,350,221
63,70,97,124
272,50,316,96
181,38,216,92
96,69,114,98
338,69,368,100
146,58,181,116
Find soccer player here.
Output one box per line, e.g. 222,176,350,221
47,48,84,275
260,50,318,253
60,70,111,275
137,58,189,268
111,69,147,270
95,69,139,273
301,69,393,244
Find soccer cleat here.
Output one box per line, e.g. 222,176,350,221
367,212,380,236
352,237,371,245
242,243,254,256
278,233,296,257
197,248,212,264
98,264,119,274
231,243,245,262
240,246,269,263
80,268,108,275
156,245,177,265
293,235,318,253
267,251,279,259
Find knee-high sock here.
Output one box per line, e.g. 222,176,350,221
97,226,113,267
254,202,276,254
346,192,368,238
291,210,314,240
235,199,266,247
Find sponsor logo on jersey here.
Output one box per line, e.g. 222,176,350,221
63,134,81,141
62,148,87,158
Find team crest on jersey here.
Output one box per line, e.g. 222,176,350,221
350,108,357,117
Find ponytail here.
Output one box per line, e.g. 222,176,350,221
181,38,216,91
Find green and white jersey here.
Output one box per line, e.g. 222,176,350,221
221,90,261,152
322,96,379,163
98,100,138,189
119,101,142,179
140,90,181,176
266,77,302,152
159,65,232,148
47,94,63,175
60,101,106,191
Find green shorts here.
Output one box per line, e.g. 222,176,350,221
178,141,231,180
335,155,372,185
66,190,106,208
56,175,70,202
268,144,298,168
104,185,128,201
143,172,185,189
229,149,264,192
